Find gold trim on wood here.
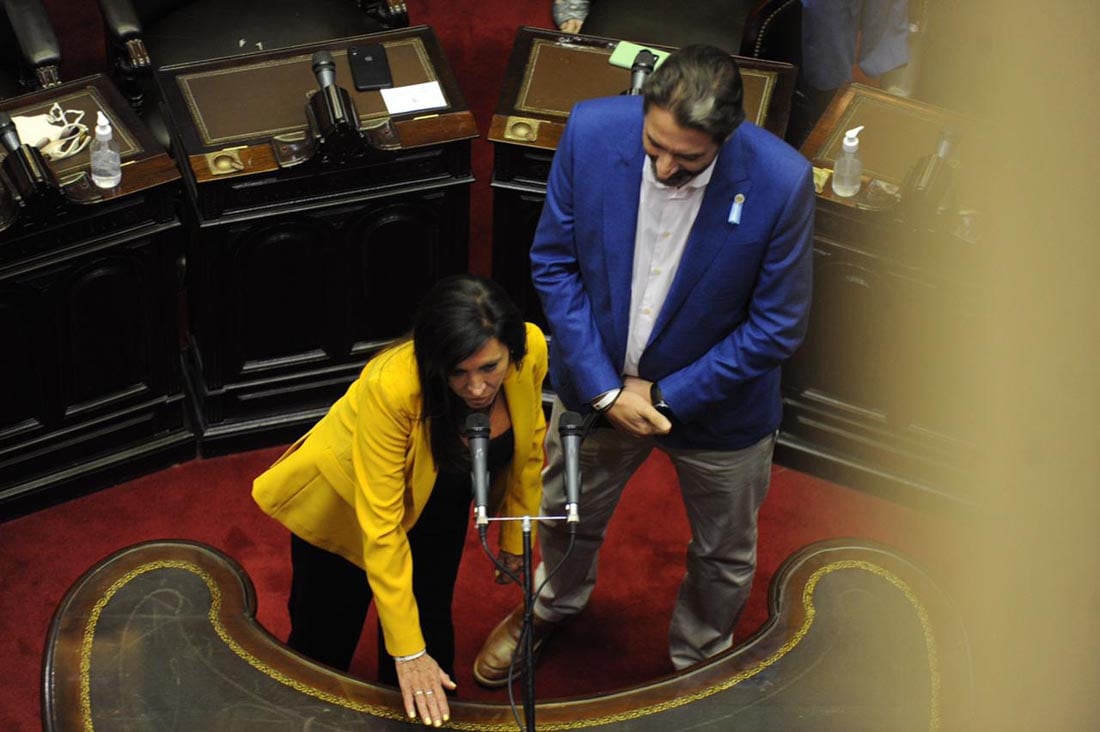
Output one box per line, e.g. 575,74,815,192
815,86,967,186
77,557,942,731
742,68,777,128
5,85,144,174
502,116,542,142
176,38,440,148
517,39,614,118
202,147,247,175
511,38,779,133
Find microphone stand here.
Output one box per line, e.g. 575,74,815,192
0,111,70,231
273,50,401,168
479,511,564,732
469,411,586,732
520,516,536,732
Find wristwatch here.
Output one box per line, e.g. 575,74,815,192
650,381,673,418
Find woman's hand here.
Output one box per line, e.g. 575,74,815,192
559,19,583,33
395,652,456,727
495,550,524,584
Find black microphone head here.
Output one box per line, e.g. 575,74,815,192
632,49,658,73
0,111,20,152
559,411,585,436
312,50,337,89
465,412,491,437
312,50,336,76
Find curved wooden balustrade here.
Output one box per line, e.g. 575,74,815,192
44,538,972,730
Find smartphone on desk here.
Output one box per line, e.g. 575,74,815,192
348,44,393,91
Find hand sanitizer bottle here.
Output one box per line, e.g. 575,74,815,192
90,110,121,189
831,125,864,198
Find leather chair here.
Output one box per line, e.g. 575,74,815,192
95,0,410,146
0,0,63,98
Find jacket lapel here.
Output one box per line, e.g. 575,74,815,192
602,127,646,361
646,128,754,349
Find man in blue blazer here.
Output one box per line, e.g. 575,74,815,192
475,45,814,686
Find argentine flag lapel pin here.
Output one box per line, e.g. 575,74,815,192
728,193,745,225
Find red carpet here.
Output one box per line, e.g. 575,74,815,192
0,445,965,731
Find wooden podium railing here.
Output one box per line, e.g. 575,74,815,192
44,538,972,730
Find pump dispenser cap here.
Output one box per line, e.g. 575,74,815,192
95,110,111,141
842,125,864,153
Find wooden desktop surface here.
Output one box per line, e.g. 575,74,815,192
802,83,974,210
153,26,478,185
44,539,972,730
0,75,179,202
490,26,796,152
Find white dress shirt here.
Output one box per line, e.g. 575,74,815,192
623,155,717,376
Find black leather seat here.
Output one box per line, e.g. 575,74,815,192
95,0,409,146
0,0,62,98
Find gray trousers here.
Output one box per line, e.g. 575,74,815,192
533,397,776,669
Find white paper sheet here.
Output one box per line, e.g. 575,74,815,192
380,81,448,115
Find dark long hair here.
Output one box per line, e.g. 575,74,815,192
413,274,526,471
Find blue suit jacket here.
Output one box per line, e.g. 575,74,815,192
531,95,815,450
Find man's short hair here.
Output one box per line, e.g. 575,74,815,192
642,44,746,144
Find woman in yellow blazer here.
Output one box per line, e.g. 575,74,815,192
253,275,547,727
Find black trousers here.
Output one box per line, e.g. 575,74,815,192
286,477,472,685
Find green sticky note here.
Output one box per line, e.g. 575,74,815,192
608,41,671,70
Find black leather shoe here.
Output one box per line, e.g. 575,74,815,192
473,605,558,688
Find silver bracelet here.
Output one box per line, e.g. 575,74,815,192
591,387,623,413
393,649,426,663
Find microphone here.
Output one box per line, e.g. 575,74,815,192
465,413,491,529
312,50,337,89
627,49,658,96
559,411,584,524
0,112,22,153
307,49,357,143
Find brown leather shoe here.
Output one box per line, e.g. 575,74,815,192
473,605,558,688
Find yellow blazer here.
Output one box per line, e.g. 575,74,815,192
253,323,548,656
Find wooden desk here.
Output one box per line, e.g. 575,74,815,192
44,539,972,730
803,83,975,208
0,75,192,519
154,26,476,454
781,84,983,508
489,26,796,325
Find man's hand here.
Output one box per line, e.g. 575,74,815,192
395,652,456,727
605,380,671,437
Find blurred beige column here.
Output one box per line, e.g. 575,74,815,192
930,3,1100,729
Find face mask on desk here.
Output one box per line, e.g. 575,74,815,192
12,103,90,161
